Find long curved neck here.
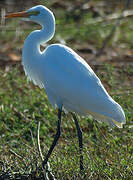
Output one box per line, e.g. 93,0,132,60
22,8,55,88
23,16,55,58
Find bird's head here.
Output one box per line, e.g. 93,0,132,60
5,5,55,26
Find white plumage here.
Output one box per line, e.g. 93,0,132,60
7,5,126,128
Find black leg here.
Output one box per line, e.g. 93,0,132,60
72,113,83,172
42,108,62,168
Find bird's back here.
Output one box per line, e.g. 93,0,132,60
37,44,125,128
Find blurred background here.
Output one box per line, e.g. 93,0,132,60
1,0,133,67
0,0,133,179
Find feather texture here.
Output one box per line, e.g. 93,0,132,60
22,5,126,128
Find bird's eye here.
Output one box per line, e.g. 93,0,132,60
28,11,40,16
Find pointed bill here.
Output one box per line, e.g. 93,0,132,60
5,11,29,18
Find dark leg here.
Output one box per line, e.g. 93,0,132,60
72,113,83,172
42,108,62,168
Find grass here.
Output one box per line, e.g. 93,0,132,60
0,0,133,179
0,63,132,179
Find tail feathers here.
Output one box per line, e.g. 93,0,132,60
111,119,125,128
86,110,125,128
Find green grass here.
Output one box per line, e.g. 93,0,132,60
0,64,132,179
0,0,133,179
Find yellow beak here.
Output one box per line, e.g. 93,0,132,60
5,11,29,18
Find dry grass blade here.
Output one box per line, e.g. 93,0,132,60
37,121,43,161
37,121,56,180
9,149,23,160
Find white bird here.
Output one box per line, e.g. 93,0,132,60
5,5,126,171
